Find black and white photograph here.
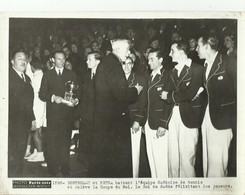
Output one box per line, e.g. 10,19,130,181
0,11,245,195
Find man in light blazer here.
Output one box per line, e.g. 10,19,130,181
196,35,236,177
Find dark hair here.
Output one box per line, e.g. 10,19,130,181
88,51,102,61
11,50,26,60
148,48,163,59
200,34,219,51
31,59,43,70
173,40,188,55
53,50,65,58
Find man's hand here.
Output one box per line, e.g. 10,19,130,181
131,121,140,134
135,83,143,95
70,98,79,106
160,91,168,100
53,95,63,104
156,127,167,138
31,120,37,131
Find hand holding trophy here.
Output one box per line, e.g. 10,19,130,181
61,81,79,107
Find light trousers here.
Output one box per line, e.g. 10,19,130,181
168,106,199,178
130,128,142,178
202,106,233,177
145,121,168,178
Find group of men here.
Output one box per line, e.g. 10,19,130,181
9,33,236,178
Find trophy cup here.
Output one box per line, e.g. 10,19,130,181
62,81,79,106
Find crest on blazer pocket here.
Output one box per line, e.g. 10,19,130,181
218,76,223,80
157,87,162,91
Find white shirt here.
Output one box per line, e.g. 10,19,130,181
55,67,64,75
175,58,192,77
151,65,163,81
205,51,218,79
12,66,26,82
91,66,98,79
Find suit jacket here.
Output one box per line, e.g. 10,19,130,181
165,61,205,129
127,72,147,126
75,69,95,126
39,68,79,128
9,67,35,134
203,53,236,130
147,66,169,130
94,53,138,131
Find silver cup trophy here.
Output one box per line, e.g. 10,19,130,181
62,81,79,106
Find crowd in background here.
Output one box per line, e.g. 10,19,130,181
9,19,237,76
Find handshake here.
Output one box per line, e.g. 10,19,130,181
53,95,79,107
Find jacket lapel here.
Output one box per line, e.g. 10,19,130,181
148,67,165,89
207,53,222,83
128,72,135,87
177,65,190,90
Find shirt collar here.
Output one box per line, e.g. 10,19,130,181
91,65,98,76
175,58,192,72
12,66,25,78
55,67,64,74
205,51,218,66
151,65,163,77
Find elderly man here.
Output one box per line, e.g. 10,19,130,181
89,39,143,177
9,51,36,177
161,41,205,177
39,51,79,177
196,35,236,177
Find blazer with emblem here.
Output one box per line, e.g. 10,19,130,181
164,61,205,129
39,68,79,127
203,53,236,130
127,72,147,126
9,67,35,134
147,66,170,130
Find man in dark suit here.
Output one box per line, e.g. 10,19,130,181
39,51,79,177
161,41,205,177
144,49,170,178
89,39,143,177
75,51,101,170
122,56,148,178
9,51,36,177
196,35,236,177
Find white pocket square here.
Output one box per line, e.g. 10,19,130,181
192,87,204,101
218,76,223,80
157,87,162,91
186,82,190,86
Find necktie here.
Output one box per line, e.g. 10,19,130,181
58,70,61,76
21,73,25,82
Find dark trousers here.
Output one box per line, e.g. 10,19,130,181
89,113,132,178
8,130,28,177
46,123,72,177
